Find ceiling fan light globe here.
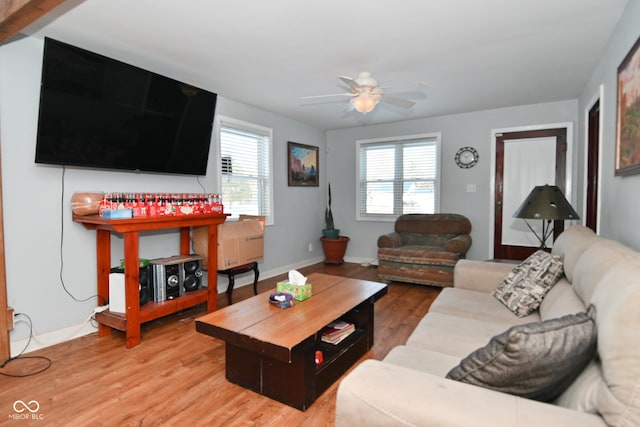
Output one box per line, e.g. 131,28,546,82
351,95,378,113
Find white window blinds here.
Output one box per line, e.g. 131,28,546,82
218,117,273,224
357,133,440,220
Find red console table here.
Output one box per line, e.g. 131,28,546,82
73,213,228,348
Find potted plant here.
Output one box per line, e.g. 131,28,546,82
320,183,349,264
322,182,339,239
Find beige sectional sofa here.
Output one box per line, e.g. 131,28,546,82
335,226,640,426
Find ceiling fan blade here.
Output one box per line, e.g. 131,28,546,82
338,76,360,91
381,95,415,109
300,93,355,105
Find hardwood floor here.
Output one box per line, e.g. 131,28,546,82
0,263,440,426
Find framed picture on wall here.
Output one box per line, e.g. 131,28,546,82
288,142,319,186
615,34,640,176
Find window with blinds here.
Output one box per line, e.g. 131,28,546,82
357,133,440,220
217,116,273,224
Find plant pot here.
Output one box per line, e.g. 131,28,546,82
320,236,350,264
322,228,340,239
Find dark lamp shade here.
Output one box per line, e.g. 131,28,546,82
513,185,580,220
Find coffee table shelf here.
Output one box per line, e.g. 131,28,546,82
315,328,368,395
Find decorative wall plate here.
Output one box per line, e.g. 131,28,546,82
455,146,479,168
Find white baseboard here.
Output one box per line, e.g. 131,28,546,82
11,316,97,357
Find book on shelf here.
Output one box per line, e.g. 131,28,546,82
321,320,355,345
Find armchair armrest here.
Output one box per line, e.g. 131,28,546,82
336,360,606,427
453,259,515,293
378,232,402,248
444,234,472,255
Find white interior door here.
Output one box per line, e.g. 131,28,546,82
493,125,569,260
502,137,557,248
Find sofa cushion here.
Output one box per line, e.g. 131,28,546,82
384,345,462,377
406,312,519,358
445,305,597,402
453,259,516,293
394,213,471,235
430,287,540,324
538,278,586,321
551,225,597,283
588,264,640,427
571,239,640,305
491,250,563,317
555,360,602,414
336,359,607,427
377,246,459,266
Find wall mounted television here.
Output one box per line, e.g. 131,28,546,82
35,37,217,175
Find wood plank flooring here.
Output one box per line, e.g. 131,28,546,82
0,263,440,426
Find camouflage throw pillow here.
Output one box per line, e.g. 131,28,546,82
491,250,563,317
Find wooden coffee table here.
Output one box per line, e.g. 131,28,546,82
195,273,387,410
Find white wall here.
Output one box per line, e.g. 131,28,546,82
578,0,640,249
327,100,578,262
0,36,326,348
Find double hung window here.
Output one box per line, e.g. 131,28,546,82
217,116,273,225
357,133,440,220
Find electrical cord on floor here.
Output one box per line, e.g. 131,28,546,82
0,313,52,377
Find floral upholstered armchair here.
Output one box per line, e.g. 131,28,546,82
377,213,472,287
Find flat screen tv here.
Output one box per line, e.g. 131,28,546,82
35,37,217,175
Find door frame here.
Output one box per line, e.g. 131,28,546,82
489,122,574,257
583,85,604,234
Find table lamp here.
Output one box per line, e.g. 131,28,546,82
513,184,580,249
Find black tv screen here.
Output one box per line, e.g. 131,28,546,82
35,38,217,175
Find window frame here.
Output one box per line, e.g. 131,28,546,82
214,115,274,226
355,132,441,222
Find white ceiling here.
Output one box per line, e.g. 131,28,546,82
21,0,628,131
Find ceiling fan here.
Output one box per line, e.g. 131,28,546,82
300,72,427,114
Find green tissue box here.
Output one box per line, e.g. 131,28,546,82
276,281,312,301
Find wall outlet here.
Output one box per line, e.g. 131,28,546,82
308,243,313,252
466,184,477,193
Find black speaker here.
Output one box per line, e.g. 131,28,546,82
110,265,154,306
183,259,203,292
138,265,153,305
163,263,181,299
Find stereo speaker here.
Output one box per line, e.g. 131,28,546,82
183,259,203,292
110,265,154,306
151,254,203,303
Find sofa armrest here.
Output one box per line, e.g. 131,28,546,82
453,259,515,293
377,232,402,248
336,360,606,427
444,234,472,255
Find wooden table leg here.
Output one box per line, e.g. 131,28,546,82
96,229,111,337
206,224,218,312
225,273,236,306
124,231,141,349
219,262,259,305
252,262,259,296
